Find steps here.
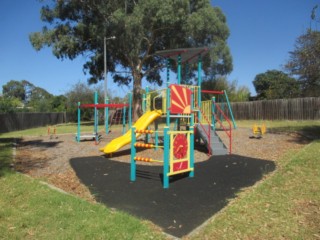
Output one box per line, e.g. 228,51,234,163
195,124,228,155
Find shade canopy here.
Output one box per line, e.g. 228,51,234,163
155,47,209,64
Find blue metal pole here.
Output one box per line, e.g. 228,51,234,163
163,126,169,188
198,55,202,123
129,92,132,128
142,93,146,113
123,105,126,134
77,102,80,142
105,98,109,134
155,121,158,150
224,90,237,129
212,96,216,131
166,58,170,127
94,91,98,142
145,86,149,112
178,54,181,84
189,126,194,178
145,86,150,142
130,126,136,182
185,62,189,85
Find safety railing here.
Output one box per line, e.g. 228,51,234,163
212,101,232,154
195,109,212,155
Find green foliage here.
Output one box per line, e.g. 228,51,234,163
285,30,320,97
0,96,23,113
65,82,104,121
28,87,54,112
201,76,250,102
1,80,68,113
30,0,232,119
2,80,26,102
253,70,300,100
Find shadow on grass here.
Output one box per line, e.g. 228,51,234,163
16,138,63,149
0,138,15,176
269,125,320,142
70,154,275,238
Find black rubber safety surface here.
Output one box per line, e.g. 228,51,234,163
70,154,275,238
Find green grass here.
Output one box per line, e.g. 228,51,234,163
191,140,320,239
0,122,124,138
0,140,165,239
1,121,320,239
236,120,320,138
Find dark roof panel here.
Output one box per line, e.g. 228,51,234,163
155,47,209,64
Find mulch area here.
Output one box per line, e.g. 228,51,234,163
13,127,309,237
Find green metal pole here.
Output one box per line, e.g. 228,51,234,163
163,126,169,188
224,90,237,129
178,54,181,84
166,58,170,127
130,127,136,182
94,91,98,141
142,94,146,113
189,126,194,178
122,105,126,134
105,98,109,134
155,121,158,150
145,86,150,142
212,96,216,131
77,102,80,142
145,86,149,112
185,62,189,85
129,92,132,128
198,55,202,123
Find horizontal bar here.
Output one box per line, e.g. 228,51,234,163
79,103,129,108
201,90,224,94
168,130,192,134
167,168,194,176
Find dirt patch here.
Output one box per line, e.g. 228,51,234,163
14,128,308,202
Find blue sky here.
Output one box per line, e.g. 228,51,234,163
0,0,318,97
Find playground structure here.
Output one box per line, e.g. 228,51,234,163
76,91,132,143
99,47,236,188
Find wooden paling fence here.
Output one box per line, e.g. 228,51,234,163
201,97,320,121
0,112,72,133
230,97,320,120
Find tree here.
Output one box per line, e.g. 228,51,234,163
285,30,320,97
30,0,232,120
0,96,22,113
2,80,26,102
65,82,104,121
202,76,250,102
51,95,67,112
28,87,54,112
253,70,300,100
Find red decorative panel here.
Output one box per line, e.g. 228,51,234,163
173,161,189,172
169,84,191,114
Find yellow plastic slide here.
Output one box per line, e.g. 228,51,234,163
100,110,162,154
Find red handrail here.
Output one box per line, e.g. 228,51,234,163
212,102,232,154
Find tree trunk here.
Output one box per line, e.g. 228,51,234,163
132,70,143,121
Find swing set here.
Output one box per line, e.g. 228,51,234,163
75,91,132,143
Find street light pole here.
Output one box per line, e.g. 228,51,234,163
104,36,116,100
104,36,116,134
